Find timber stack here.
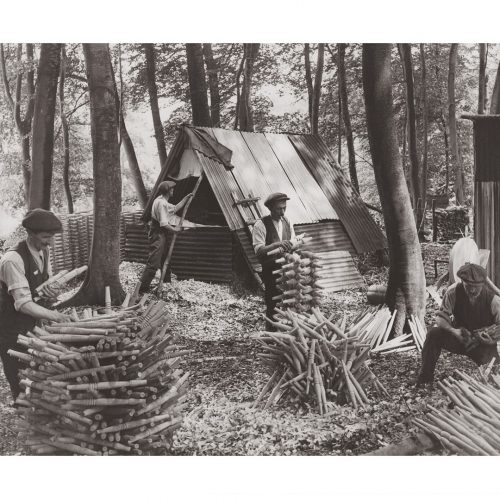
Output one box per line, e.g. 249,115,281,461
272,250,324,314
414,365,500,455
9,295,190,455
252,307,389,414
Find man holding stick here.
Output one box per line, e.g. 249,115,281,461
252,193,296,330
138,180,195,293
0,209,74,400
417,262,500,386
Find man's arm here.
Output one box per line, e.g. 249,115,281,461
252,220,290,259
490,295,500,325
173,193,194,214
436,284,465,340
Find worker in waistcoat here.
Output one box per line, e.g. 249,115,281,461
417,263,500,386
139,180,195,293
252,193,296,330
0,209,74,400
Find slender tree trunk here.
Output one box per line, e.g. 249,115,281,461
238,43,260,132
337,85,342,164
362,43,426,334
337,43,359,193
58,45,73,213
203,43,221,127
478,44,487,114
62,43,125,307
310,43,324,135
490,60,500,114
439,114,450,197
304,44,313,123
143,43,167,168
419,44,428,235
185,43,211,127
0,43,35,204
29,43,61,210
448,44,465,205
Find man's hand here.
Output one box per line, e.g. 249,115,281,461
454,327,474,348
49,311,75,323
280,240,293,253
39,282,61,299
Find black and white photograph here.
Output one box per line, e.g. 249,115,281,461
1,1,500,499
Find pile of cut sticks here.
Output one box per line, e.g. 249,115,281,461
35,265,88,300
414,365,500,455
10,295,190,455
253,307,389,413
272,250,323,313
349,306,427,354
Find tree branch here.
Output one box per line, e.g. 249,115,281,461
0,43,15,111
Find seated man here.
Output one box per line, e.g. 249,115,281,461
417,262,500,385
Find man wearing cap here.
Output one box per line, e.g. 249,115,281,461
138,180,195,293
253,193,296,330
0,209,74,400
417,262,500,385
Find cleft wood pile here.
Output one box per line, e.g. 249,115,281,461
414,365,500,455
10,296,190,455
253,307,389,414
272,250,324,314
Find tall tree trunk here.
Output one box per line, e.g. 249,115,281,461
185,43,211,127
337,85,342,164
399,44,423,232
29,43,61,210
490,60,500,114
448,44,464,205
304,44,313,123
419,44,428,235
62,43,125,307
0,43,35,204
143,43,167,168
337,43,359,193
478,44,487,114
203,43,221,127
58,45,73,214
238,43,260,132
310,43,324,135
362,43,426,334
439,113,450,197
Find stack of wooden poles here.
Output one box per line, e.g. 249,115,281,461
10,295,190,455
35,265,88,300
349,306,427,354
414,365,500,455
253,306,389,414
272,250,323,313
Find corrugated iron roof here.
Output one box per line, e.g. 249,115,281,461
288,134,387,253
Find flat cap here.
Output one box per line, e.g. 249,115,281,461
264,192,290,208
157,180,177,195
22,209,62,233
457,262,487,284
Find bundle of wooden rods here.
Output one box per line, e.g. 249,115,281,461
349,306,426,354
253,307,389,413
414,366,500,455
10,296,190,455
272,250,323,313
35,265,88,299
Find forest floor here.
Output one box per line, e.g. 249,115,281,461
0,241,482,456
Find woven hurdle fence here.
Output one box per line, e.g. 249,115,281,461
50,210,144,273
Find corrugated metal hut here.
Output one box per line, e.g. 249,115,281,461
129,125,386,292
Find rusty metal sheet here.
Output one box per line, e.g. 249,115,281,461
240,131,314,224
289,134,386,253
265,132,337,221
123,223,233,283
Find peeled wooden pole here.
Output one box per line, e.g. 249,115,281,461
157,173,204,297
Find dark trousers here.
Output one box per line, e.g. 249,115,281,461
417,326,500,384
139,226,172,293
0,339,24,400
262,265,279,330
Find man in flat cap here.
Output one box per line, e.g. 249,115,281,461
253,192,296,330
139,180,196,293
0,209,73,400
417,262,500,385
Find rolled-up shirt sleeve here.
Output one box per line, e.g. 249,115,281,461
0,257,34,311
252,220,266,254
491,296,500,325
437,284,456,326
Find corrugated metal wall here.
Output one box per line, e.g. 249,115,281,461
289,134,386,253
124,223,233,283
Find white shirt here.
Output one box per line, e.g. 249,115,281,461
252,216,295,254
0,240,52,311
151,196,197,228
